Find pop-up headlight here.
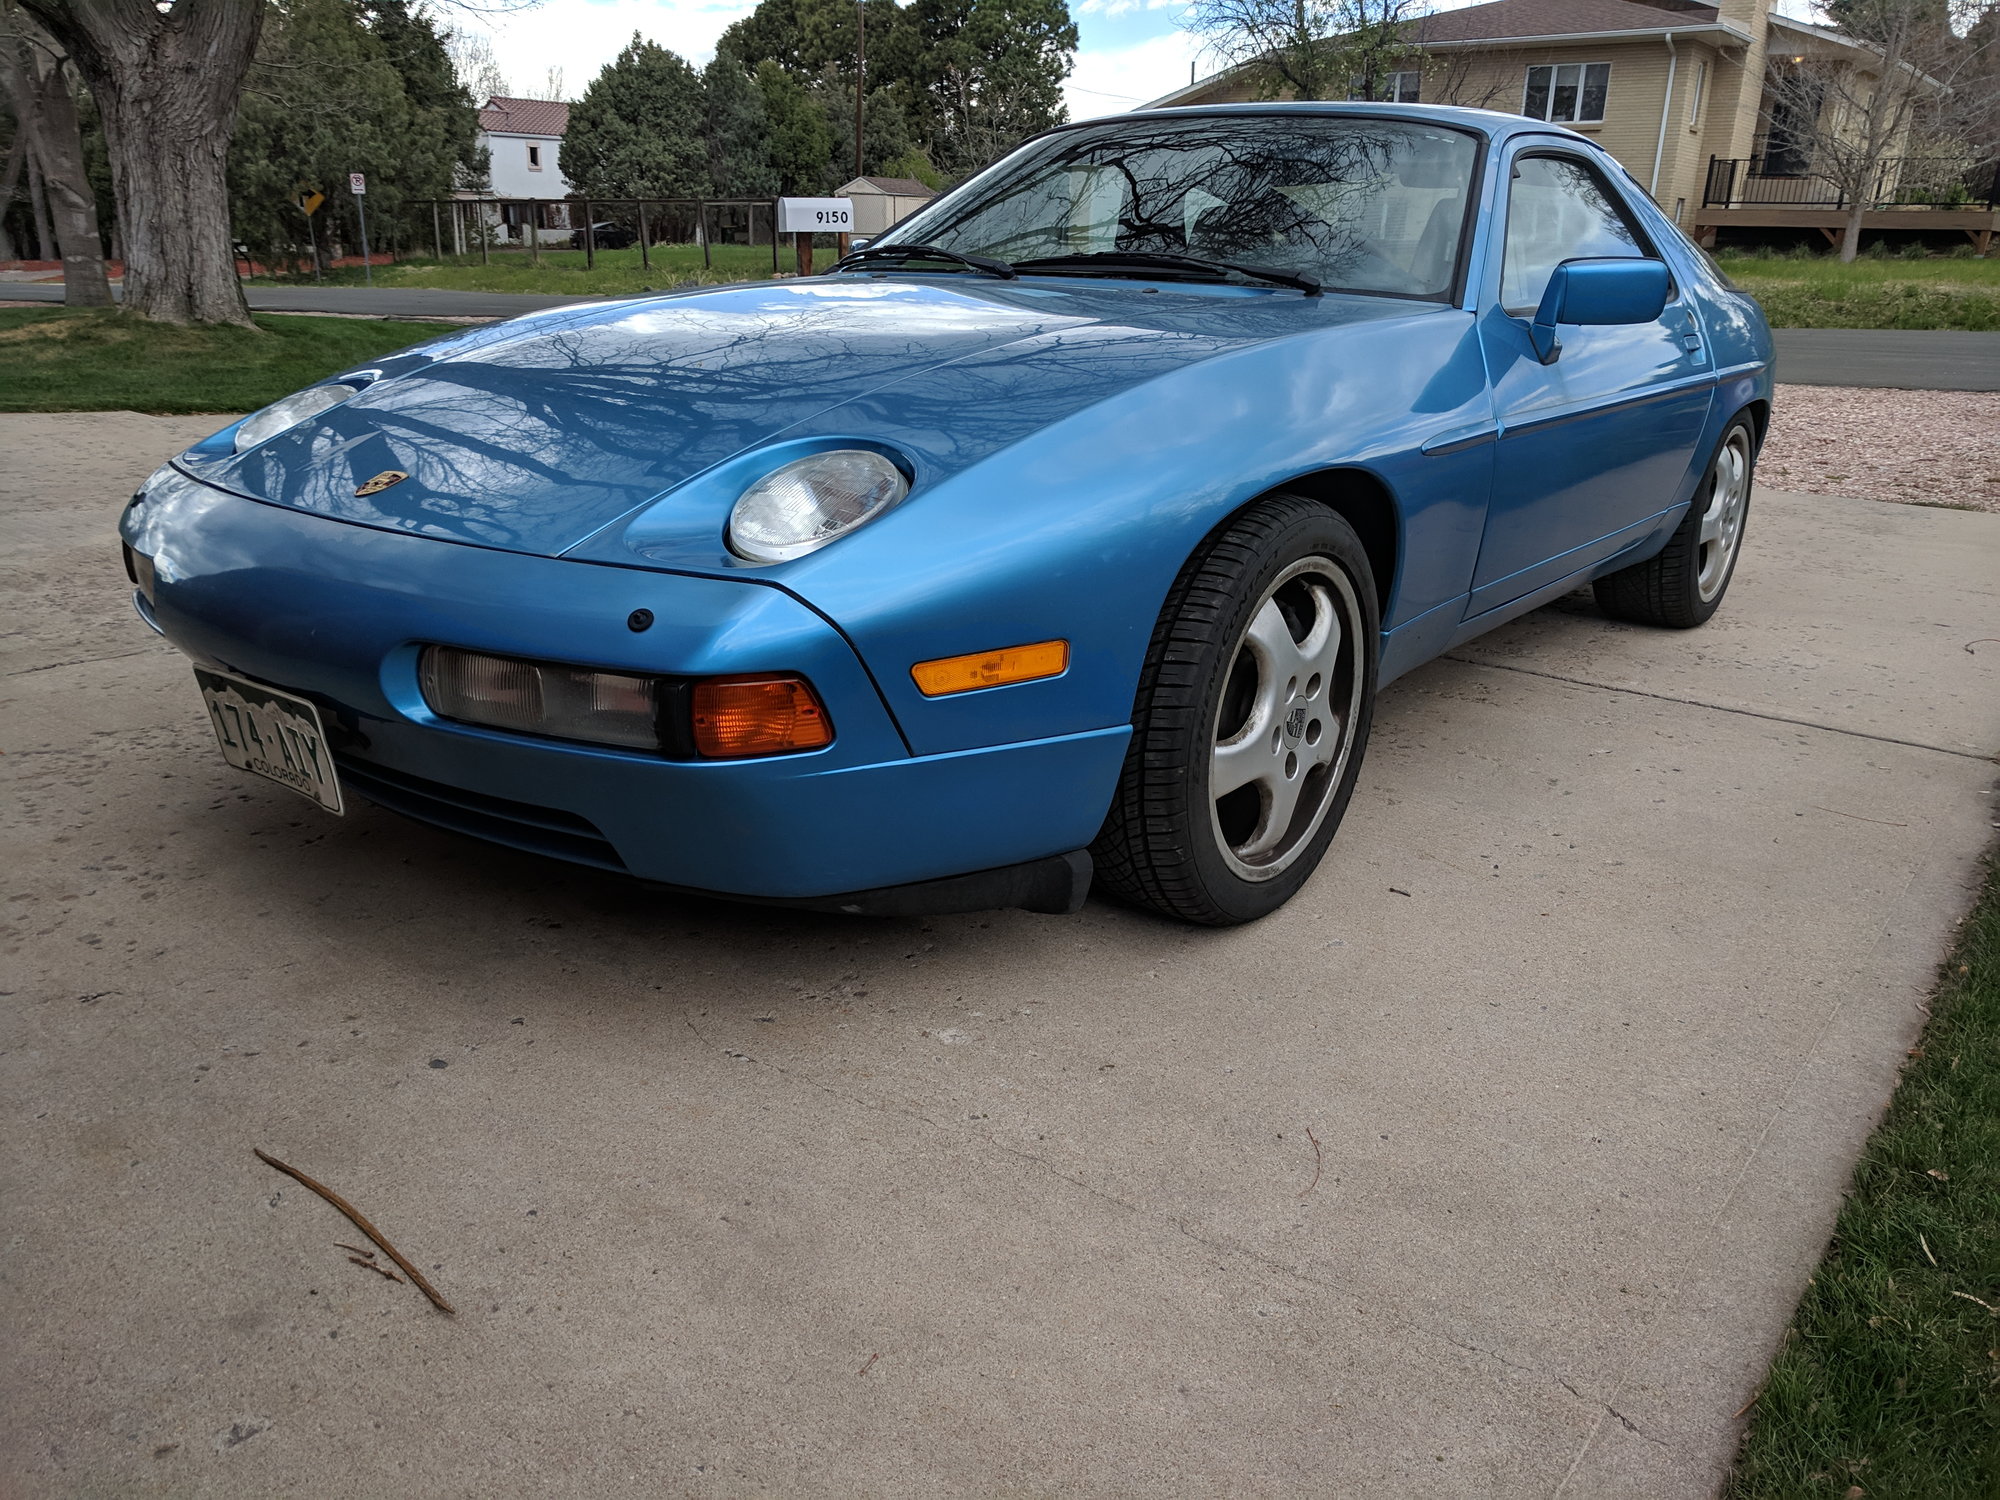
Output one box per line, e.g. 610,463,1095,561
233,380,368,453
727,449,909,563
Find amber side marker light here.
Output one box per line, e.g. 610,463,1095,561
911,640,1069,697
691,675,833,758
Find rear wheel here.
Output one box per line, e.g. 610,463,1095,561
1594,415,1755,628
1093,496,1379,926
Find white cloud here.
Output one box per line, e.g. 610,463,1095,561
1064,30,1210,119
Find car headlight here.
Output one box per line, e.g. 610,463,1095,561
233,383,361,453
727,449,909,563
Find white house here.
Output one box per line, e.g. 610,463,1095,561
475,96,572,244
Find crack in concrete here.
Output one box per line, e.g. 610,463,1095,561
4,647,163,680
1445,655,1995,763
1429,1330,1668,1448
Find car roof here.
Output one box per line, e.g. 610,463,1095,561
1049,101,1588,148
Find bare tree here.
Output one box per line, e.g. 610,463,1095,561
18,0,263,324
0,6,110,304
1419,47,1512,109
1761,0,1995,260
1187,0,1424,102
446,26,509,103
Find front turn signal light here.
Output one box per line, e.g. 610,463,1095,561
691,675,833,758
910,640,1069,697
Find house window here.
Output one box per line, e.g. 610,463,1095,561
1686,60,1706,126
527,143,543,170
1351,70,1420,102
1522,63,1611,124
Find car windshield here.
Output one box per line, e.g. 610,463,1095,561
878,114,1480,300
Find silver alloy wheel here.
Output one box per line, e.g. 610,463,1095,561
1208,557,1365,882
1695,426,1752,603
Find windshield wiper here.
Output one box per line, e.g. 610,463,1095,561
830,244,1018,280
1012,251,1321,296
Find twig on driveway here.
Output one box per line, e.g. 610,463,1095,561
1300,1127,1323,1197
349,1254,405,1284
1964,639,1999,655
254,1148,455,1314
1811,806,1909,828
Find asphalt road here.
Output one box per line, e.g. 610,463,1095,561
4,412,1997,1496
6,280,1998,388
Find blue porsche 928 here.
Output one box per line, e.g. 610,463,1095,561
121,104,1771,926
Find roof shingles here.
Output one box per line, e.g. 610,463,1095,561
1410,0,1721,42
477,96,570,138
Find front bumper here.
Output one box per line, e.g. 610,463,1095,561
122,470,1127,900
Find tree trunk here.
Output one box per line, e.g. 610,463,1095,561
0,131,25,260
19,0,263,326
0,31,114,305
27,147,55,260
1839,197,1865,263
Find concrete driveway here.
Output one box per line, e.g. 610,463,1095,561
4,414,1996,1498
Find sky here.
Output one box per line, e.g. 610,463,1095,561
467,0,1215,122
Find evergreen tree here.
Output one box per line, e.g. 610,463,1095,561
724,0,1075,183
909,0,1075,176
813,73,922,181
704,48,778,197
755,59,836,194
362,2,480,235
229,0,415,273
561,34,709,200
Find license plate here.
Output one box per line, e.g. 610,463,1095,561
194,667,344,815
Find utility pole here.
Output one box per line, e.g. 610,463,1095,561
854,0,865,179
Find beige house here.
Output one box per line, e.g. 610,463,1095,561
1149,0,1995,249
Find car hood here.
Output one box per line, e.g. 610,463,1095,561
181,276,1432,562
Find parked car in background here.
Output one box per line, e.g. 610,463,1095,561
122,104,1771,925
569,221,638,250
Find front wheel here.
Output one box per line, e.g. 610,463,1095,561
1092,496,1379,926
1594,415,1756,628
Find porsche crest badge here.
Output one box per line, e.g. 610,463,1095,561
355,469,408,497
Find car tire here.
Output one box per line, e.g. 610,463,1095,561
1593,414,1756,629
1092,495,1380,926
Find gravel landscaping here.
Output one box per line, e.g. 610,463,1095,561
1761,384,2000,513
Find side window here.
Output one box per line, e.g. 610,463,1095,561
1500,154,1648,312
527,143,543,170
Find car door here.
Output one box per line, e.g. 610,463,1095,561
1469,146,1714,614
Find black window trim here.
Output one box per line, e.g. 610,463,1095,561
1498,143,1673,316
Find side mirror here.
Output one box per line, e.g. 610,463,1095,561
1529,258,1671,364
848,236,873,253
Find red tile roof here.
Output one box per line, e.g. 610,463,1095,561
477,97,570,138
1410,0,1722,42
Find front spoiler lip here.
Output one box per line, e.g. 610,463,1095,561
643,849,1094,918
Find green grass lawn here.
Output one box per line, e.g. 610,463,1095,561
1728,849,2000,1497
0,307,442,414
1717,253,2000,332
258,243,785,297
281,244,2000,330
